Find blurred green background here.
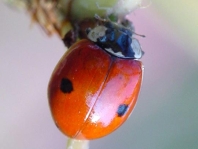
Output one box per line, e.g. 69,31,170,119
0,1,198,149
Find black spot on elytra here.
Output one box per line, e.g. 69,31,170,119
117,104,129,117
60,78,73,93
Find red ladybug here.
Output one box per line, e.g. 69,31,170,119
48,19,144,140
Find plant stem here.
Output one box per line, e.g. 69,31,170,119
66,138,89,149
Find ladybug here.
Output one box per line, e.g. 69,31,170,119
48,19,144,140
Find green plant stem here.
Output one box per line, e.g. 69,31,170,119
66,138,89,149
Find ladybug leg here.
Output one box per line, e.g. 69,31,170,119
94,14,106,22
95,2,113,16
94,10,117,23
62,29,77,48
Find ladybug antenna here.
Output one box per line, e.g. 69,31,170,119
132,31,146,38
120,19,145,38
94,14,114,24
94,14,107,22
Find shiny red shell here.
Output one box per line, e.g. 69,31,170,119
48,39,143,140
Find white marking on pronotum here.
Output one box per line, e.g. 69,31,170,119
131,38,143,59
105,48,125,58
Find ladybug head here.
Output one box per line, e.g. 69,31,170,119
86,17,144,59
